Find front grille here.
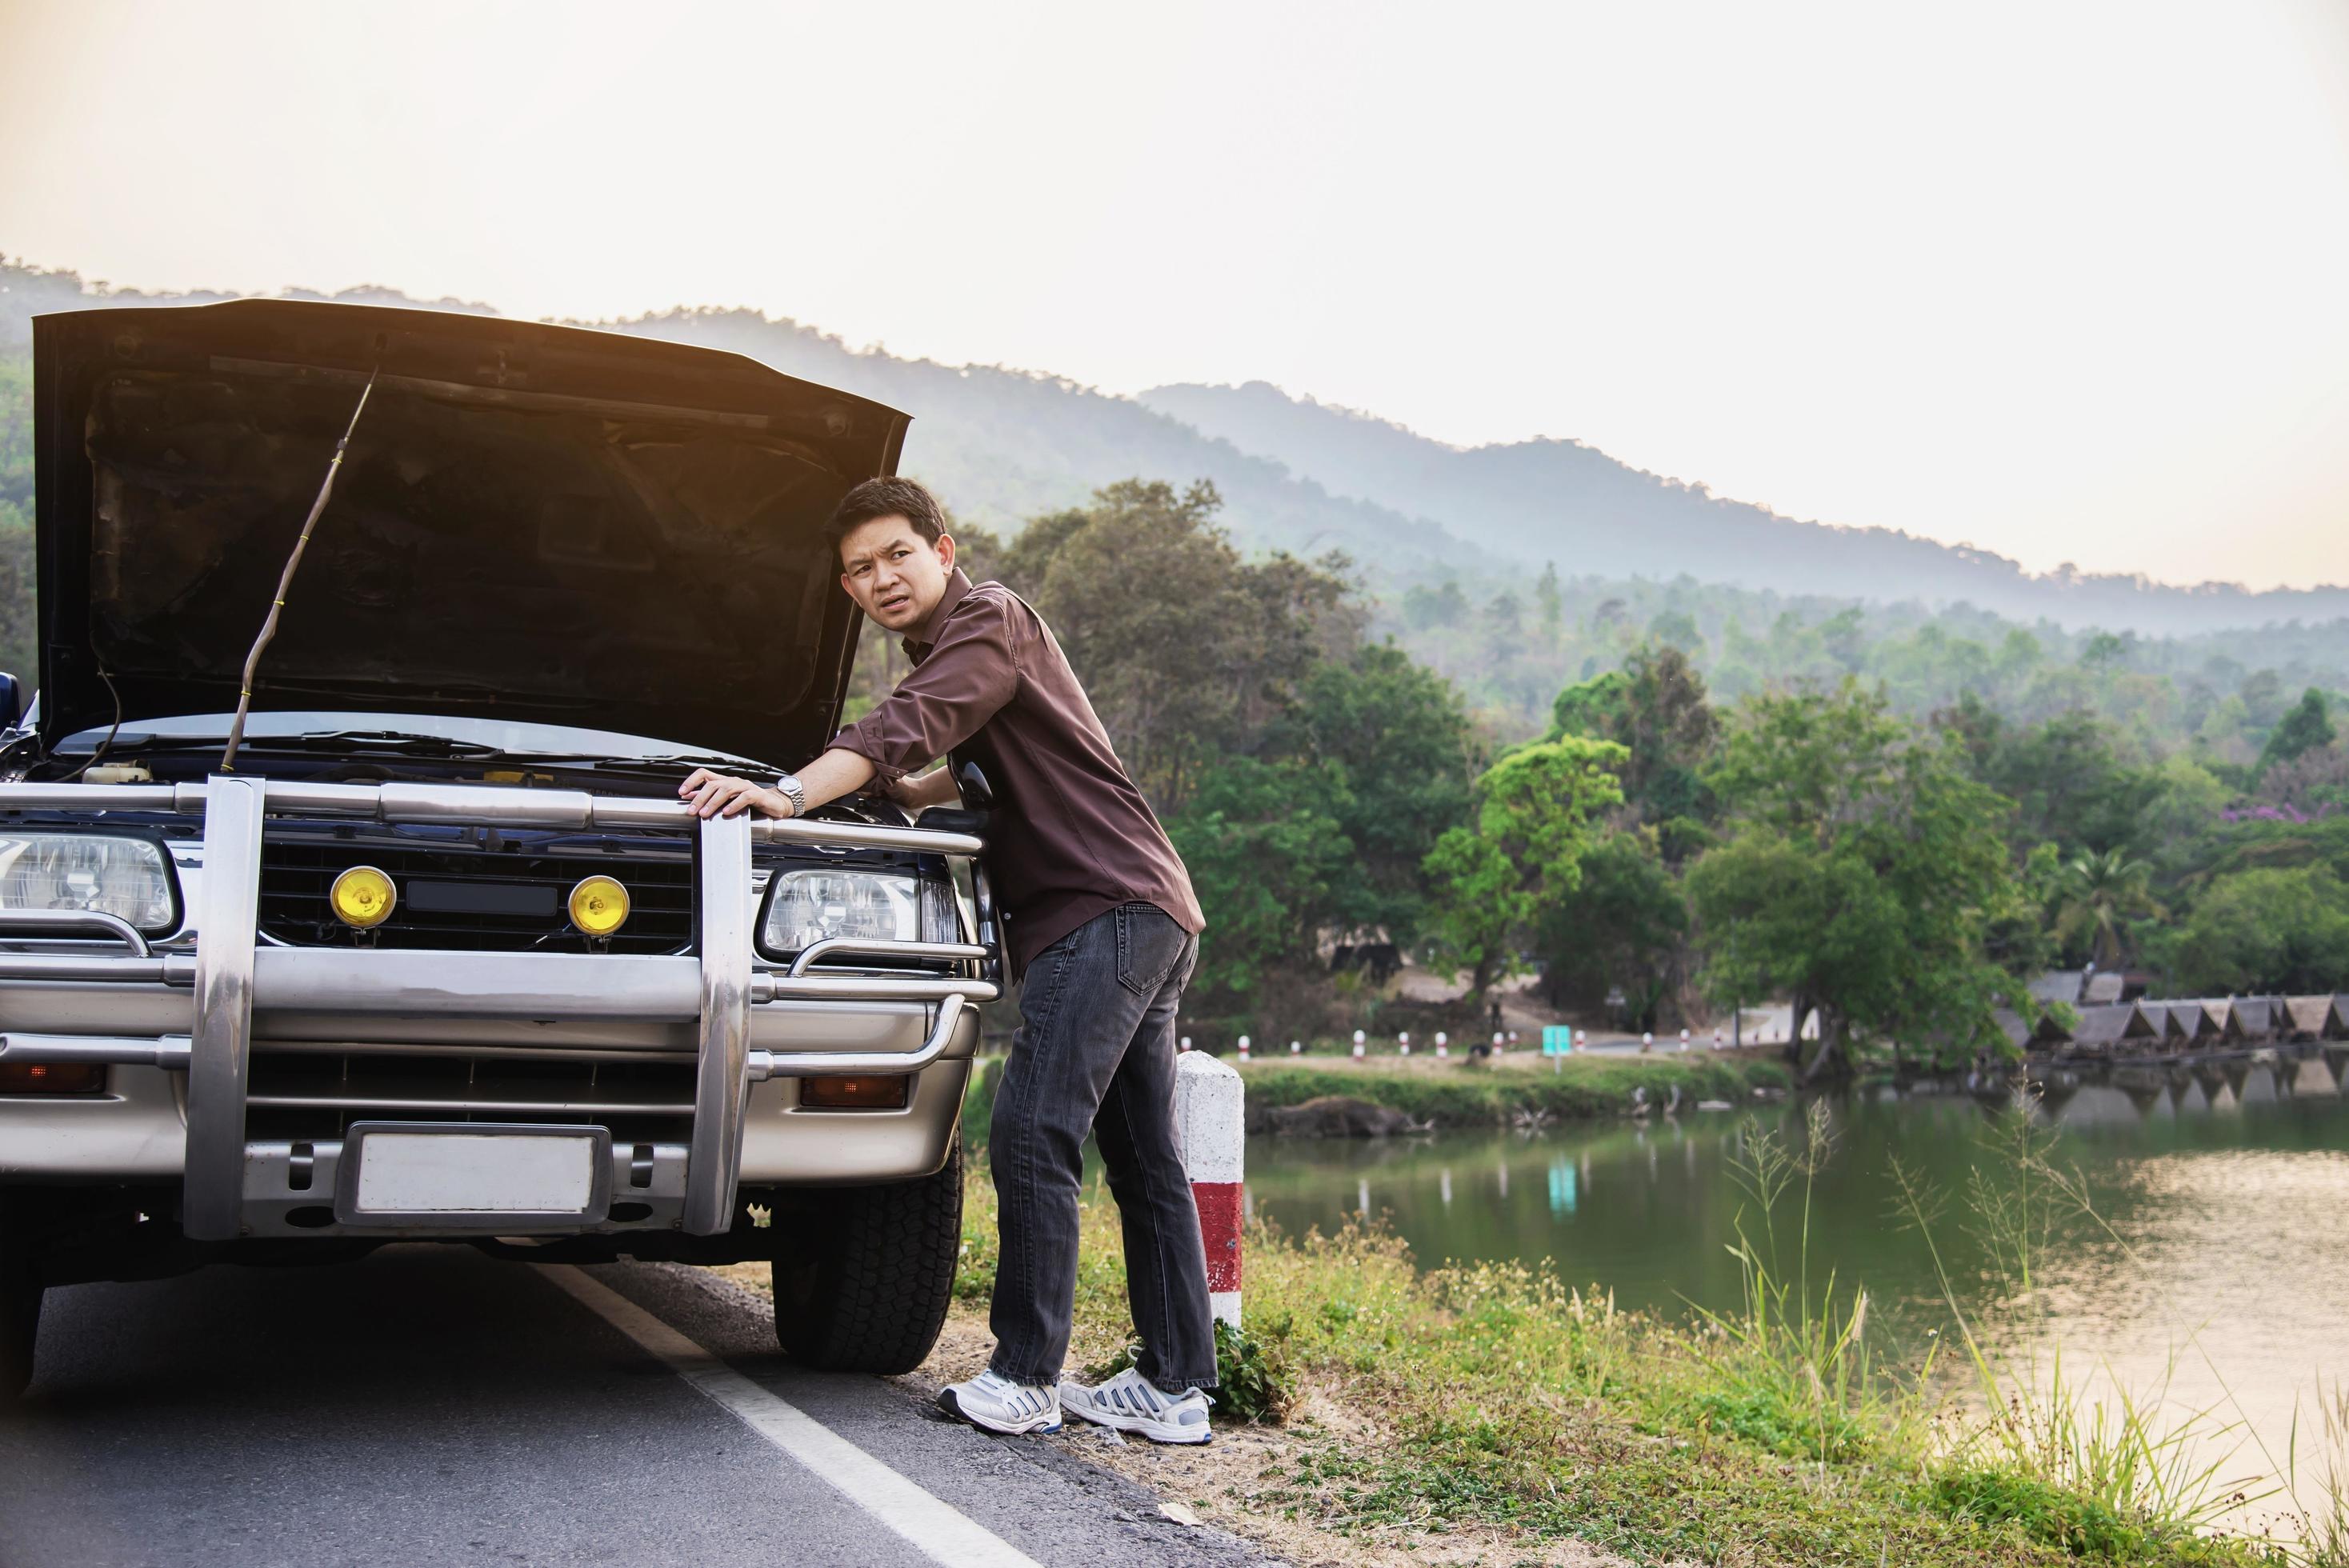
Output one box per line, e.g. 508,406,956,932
244,1045,697,1146
258,826,695,954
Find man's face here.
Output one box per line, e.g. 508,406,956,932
838,516,957,634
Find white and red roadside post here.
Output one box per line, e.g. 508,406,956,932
1435,1030,1448,1058
1175,1049,1244,1329
1679,1028,1691,1053
1398,1031,1411,1057
1351,1030,1366,1060
1289,1039,1302,1056
1237,1034,1251,1062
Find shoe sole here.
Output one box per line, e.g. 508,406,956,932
1058,1395,1211,1445
937,1386,1062,1436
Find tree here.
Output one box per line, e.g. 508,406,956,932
1535,562,1562,646
1422,738,1627,1004
1165,759,1358,1006
2154,865,2349,995
1270,640,1476,944
2258,688,2337,778
1690,683,2027,1076
1545,644,1718,839
991,478,1355,811
2053,849,2156,969
1535,826,1688,1030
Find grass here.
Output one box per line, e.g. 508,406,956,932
944,1098,2343,1566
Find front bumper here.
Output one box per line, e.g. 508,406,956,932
0,776,997,1240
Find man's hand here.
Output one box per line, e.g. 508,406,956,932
679,768,793,819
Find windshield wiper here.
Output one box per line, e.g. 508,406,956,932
130,730,510,760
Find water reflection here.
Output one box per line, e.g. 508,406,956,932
1243,1067,2349,1533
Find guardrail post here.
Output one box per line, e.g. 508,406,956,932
1174,1049,1243,1330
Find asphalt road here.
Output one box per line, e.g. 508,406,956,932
0,1246,1275,1568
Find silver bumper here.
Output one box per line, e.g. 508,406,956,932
0,776,996,1239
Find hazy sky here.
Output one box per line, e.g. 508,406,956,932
4,0,2346,590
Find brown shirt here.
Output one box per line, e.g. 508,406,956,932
831,569,1204,977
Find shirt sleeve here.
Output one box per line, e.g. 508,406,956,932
830,593,1020,782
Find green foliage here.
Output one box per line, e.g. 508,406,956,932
2054,849,2159,970
1088,1318,1294,1425
0,348,37,677
1534,828,1689,1028
1691,683,2028,1070
2259,688,2338,777
994,478,1358,811
1266,640,1476,944
1546,643,1717,836
1166,758,1357,1002
1421,737,1627,999
2153,864,2349,995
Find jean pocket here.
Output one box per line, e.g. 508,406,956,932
1114,903,1182,998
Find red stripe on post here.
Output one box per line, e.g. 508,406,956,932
1191,1179,1243,1293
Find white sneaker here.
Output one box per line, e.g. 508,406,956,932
1058,1366,1214,1445
938,1369,1062,1435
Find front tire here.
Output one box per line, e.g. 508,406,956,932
771,1141,963,1374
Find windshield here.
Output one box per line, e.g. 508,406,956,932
53,710,766,766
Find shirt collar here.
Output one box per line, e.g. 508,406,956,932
903,568,974,661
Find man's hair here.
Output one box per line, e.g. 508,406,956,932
828,476,947,550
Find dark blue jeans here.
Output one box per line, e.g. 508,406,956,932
986,902,1216,1392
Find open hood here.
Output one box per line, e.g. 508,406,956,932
32,299,909,768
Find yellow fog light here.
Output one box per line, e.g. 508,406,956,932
330,865,397,929
568,875,630,938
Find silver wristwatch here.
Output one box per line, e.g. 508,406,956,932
774,773,806,818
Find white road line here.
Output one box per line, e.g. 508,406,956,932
538,1264,1042,1568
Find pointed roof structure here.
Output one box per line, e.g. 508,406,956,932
2083,971,2127,1005
2070,1002,2161,1054
2159,1002,2214,1046
2231,997,2285,1039
2285,996,2345,1041
2029,970,2086,1006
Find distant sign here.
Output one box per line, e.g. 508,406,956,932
1542,1026,1573,1056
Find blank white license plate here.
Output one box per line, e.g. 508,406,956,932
351,1131,598,1215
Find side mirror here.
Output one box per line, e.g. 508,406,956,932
0,674,26,728
955,761,995,810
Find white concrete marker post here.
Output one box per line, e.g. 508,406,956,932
1399,1031,1410,1057
1174,1050,1245,1330
1679,1028,1691,1053
1179,1035,1191,1053
1289,1039,1302,1056
1237,1034,1251,1062
1351,1029,1366,1060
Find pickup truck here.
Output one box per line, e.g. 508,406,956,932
0,300,999,1401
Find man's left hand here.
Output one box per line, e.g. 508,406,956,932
679,768,794,819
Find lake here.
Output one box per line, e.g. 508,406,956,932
1240,1052,2349,1538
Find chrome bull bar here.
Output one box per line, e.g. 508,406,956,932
0,776,994,1242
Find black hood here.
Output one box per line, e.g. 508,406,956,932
32,299,908,768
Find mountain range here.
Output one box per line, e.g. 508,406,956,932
3,260,2342,636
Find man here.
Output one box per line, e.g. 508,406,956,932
679,476,1216,1444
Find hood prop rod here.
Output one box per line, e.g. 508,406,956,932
221,368,378,774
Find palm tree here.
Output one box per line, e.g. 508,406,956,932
2056,849,2157,970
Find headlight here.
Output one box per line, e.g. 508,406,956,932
0,834,178,933
758,866,956,957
